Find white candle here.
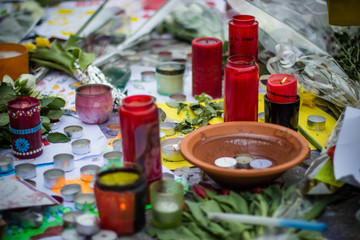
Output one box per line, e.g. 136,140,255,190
250,159,273,169
159,122,176,136
235,154,254,169
214,157,237,169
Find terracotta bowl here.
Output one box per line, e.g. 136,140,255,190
180,122,309,189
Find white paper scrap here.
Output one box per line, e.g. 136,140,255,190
334,106,360,187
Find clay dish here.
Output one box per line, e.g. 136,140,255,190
180,122,309,188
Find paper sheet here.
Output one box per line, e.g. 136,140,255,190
0,178,58,210
334,106,360,187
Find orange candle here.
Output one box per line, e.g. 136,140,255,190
266,74,297,103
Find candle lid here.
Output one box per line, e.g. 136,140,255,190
156,62,185,75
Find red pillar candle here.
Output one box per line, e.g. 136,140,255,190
229,15,258,62
192,37,223,99
6,97,43,159
224,55,259,122
266,74,297,103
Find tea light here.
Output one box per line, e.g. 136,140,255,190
169,93,186,102
15,163,36,179
64,125,83,139
161,138,185,162
18,211,43,228
103,151,123,167
159,131,166,142
62,210,84,228
71,139,91,155
92,230,118,240
112,138,122,152
74,194,96,211
43,168,66,189
156,61,185,96
235,154,254,169
214,157,237,169
76,213,100,236
0,156,14,174
80,165,100,182
159,122,176,136
250,159,273,169
158,51,172,61
53,153,74,172
307,115,326,131
141,71,156,82
106,122,120,136
62,229,86,240
61,183,82,202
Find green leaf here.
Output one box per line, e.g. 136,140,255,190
177,102,188,114
47,132,71,143
185,200,209,227
166,102,180,108
199,200,223,214
0,113,9,126
211,195,238,211
41,97,56,108
186,222,218,240
47,97,66,109
41,116,50,124
47,109,65,120
193,108,204,116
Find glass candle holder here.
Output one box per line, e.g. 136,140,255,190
229,15,258,61
150,180,184,229
156,62,185,96
6,97,43,159
75,84,113,124
119,95,162,185
0,43,29,80
94,164,147,235
224,55,259,122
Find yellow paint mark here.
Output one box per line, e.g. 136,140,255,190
68,92,74,96
48,17,69,26
57,9,74,14
72,82,83,87
70,107,76,111
130,17,138,22
61,31,74,37
52,178,93,194
109,133,122,146
52,84,60,90
85,10,95,14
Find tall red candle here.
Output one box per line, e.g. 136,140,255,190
229,15,258,62
266,74,297,103
224,55,259,122
192,37,223,99
119,95,162,185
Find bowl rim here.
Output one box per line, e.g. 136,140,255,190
180,122,310,177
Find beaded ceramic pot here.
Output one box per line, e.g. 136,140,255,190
7,97,43,159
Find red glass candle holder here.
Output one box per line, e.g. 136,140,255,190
6,97,43,159
224,55,259,122
75,84,113,124
94,164,147,235
229,15,258,62
119,95,162,185
192,37,223,98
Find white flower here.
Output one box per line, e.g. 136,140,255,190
2,75,14,87
18,74,36,90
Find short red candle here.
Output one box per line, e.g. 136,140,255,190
266,74,297,103
6,96,43,159
192,37,223,99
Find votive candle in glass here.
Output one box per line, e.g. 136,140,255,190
156,62,185,96
75,84,113,124
224,55,259,122
6,97,43,159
